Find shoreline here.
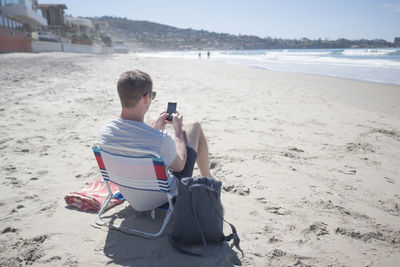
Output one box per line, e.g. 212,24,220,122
1,53,399,266
137,47,400,86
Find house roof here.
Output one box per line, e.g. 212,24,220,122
37,4,67,9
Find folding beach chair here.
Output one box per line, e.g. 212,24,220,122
92,143,177,238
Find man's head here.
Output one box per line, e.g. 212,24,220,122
117,70,153,108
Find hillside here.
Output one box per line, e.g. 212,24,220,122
89,16,395,51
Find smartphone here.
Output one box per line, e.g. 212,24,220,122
166,102,177,121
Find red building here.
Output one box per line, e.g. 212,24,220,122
0,0,47,53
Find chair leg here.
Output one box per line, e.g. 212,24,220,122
96,182,174,238
155,194,174,236
96,182,113,226
109,193,175,238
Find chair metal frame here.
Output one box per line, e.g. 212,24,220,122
92,143,177,238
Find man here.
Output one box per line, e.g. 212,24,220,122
99,70,212,179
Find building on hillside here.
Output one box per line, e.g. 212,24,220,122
113,40,129,53
64,16,93,45
0,0,47,52
395,37,400,47
93,21,108,33
1,0,47,30
36,3,70,42
65,16,92,35
37,4,66,33
93,21,112,47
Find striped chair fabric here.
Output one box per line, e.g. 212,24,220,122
93,146,170,193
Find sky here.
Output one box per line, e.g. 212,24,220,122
39,0,400,41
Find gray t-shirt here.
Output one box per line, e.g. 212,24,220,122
99,118,177,167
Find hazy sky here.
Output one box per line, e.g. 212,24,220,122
39,0,400,41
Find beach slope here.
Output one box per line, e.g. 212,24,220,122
0,53,399,266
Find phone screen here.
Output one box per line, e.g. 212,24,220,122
166,102,177,121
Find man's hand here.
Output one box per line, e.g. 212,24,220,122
151,112,169,130
172,112,184,138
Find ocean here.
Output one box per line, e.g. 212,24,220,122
139,48,400,85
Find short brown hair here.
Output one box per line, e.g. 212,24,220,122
117,70,153,108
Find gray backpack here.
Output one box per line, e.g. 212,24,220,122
168,176,242,256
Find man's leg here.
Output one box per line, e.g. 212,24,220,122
183,122,211,177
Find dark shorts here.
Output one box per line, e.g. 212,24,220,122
172,146,197,179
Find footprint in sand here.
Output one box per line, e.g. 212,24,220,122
255,197,267,204
267,249,313,266
24,194,39,201
0,235,49,266
227,115,239,120
222,183,250,196
281,151,298,159
209,161,221,170
303,222,329,236
339,167,357,175
369,128,400,141
265,206,289,215
343,185,357,191
322,200,370,220
281,146,305,159
268,236,282,243
269,249,287,258
288,146,304,153
45,256,62,263
0,137,13,147
378,199,400,217
40,201,59,217
2,227,18,234
335,227,386,243
3,177,22,188
384,177,395,184
3,165,17,173
249,210,259,216
345,142,375,153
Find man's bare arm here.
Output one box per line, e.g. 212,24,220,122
169,134,187,172
168,113,187,172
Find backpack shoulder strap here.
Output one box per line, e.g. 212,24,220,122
207,190,244,257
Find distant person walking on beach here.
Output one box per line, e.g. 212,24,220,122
99,70,212,180
207,51,210,59
198,52,202,59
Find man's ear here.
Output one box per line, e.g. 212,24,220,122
142,94,149,105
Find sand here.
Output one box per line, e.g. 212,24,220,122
0,52,399,266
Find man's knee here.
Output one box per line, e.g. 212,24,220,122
184,121,202,151
184,121,202,135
